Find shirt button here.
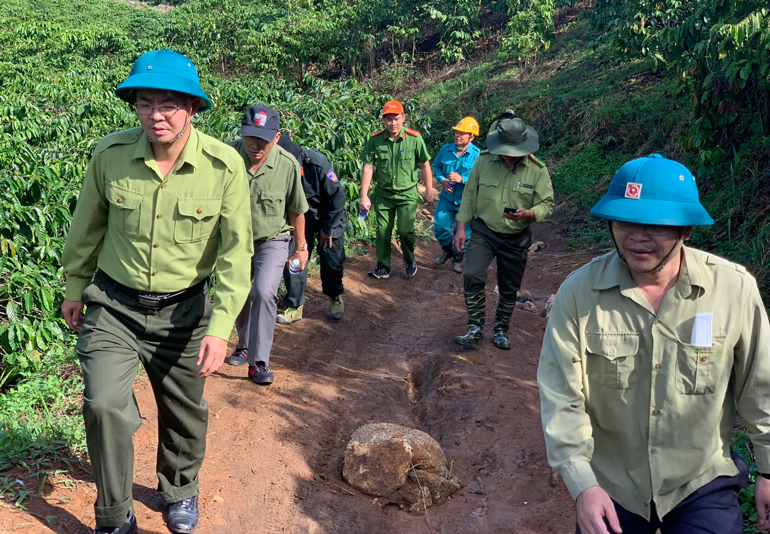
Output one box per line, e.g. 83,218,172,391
700,357,707,362
652,410,660,416
116,198,123,204
650,449,657,454
153,243,159,248
655,364,661,370
160,183,166,189
151,270,157,276
157,214,162,219
196,208,202,214
644,503,648,508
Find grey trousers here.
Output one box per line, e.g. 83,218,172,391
234,235,291,366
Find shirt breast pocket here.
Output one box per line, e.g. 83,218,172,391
479,175,500,202
585,332,641,389
515,183,535,208
106,183,143,238
399,152,415,175
174,198,221,244
259,190,284,217
675,340,723,395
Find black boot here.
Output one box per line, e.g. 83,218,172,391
435,245,453,265
451,251,464,274
165,496,199,534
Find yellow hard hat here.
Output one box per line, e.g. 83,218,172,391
452,116,479,136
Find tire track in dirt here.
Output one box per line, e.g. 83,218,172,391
2,218,590,533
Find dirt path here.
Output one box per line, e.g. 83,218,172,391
1,219,593,534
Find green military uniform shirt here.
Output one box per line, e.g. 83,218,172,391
361,127,430,192
230,140,308,241
62,126,254,340
457,153,554,234
538,247,770,520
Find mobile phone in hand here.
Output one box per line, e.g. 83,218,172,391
503,206,518,215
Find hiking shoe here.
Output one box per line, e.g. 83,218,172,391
434,248,452,265
404,260,418,278
455,326,484,349
95,515,137,534
249,362,274,385
368,264,390,279
224,347,248,366
493,330,511,350
164,496,199,534
277,305,303,325
330,295,344,320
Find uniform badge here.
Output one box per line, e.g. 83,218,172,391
327,168,338,182
624,182,642,199
255,111,267,126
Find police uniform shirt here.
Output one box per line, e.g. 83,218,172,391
300,149,347,238
361,126,430,193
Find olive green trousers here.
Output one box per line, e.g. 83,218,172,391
373,187,419,270
76,274,210,529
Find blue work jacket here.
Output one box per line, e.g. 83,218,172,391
432,142,481,207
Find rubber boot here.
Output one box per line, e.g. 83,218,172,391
435,245,453,265
493,296,515,350
455,290,485,348
451,251,464,274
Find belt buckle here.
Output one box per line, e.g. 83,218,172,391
138,294,162,309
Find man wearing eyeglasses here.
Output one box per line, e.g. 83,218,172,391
61,50,253,534
538,154,770,534
224,105,309,386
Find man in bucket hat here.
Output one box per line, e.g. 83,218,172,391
432,116,481,273
224,105,309,386
61,50,253,534
453,117,553,349
359,100,435,279
538,155,770,534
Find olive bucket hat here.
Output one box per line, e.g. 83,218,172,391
486,118,539,157
590,154,714,226
115,50,213,111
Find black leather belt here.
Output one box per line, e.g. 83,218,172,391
97,271,206,310
473,217,529,239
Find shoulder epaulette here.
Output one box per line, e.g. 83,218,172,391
198,132,240,173
93,127,143,155
479,150,491,156
371,130,384,137
528,154,546,168
405,128,421,137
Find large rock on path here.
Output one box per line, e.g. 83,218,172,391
342,423,461,512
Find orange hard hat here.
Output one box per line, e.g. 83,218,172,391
382,100,405,116
452,116,480,136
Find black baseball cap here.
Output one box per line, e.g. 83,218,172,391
241,104,280,141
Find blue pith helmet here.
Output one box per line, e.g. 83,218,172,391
115,50,212,111
590,154,714,226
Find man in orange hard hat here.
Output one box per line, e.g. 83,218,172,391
359,100,434,279
432,116,480,273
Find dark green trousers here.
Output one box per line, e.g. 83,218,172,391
373,187,419,270
76,273,210,529
463,218,531,329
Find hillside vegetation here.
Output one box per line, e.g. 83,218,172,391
1,0,769,529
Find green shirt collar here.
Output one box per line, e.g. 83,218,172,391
382,127,406,142
592,246,706,296
132,127,200,171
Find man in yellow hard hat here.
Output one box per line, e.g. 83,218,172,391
432,116,480,273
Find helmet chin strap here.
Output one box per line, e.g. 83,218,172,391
609,221,685,275
148,106,192,146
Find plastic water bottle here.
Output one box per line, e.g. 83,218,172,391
358,199,371,220
288,258,302,274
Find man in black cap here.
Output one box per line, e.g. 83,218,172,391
275,136,347,323
225,105,309,386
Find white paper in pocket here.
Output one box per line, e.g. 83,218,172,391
690,312,713,347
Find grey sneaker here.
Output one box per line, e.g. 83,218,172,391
368,264,390,279
404,260,418,278
249,362,274,385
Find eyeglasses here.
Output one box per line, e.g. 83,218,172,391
135,103,185,118
611,220,680,237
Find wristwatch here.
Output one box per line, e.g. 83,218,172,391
294,244,308,251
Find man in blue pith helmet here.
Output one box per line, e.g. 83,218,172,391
61,50,253,534
537,154,770,534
